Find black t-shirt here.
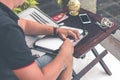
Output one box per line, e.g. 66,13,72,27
0,2,35,80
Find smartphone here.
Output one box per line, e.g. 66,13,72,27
79,13,91,24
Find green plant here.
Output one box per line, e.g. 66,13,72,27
13,0,39,14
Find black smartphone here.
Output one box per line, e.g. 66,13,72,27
79,13,91,24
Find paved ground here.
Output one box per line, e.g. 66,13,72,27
97,0,120,40
97,0,120,26
96,0,120,60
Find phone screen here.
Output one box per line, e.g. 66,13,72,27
79,14,91,24
80,15,90,22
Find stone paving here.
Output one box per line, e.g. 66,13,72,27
97,0,120,60
96,0,120,40
97,0,120,41
97,0,120,26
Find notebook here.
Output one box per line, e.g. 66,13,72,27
34,26,88,55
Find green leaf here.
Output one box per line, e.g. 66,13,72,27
13,0,39,14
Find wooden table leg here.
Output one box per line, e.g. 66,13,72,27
91,48,112,75
72,49,109,80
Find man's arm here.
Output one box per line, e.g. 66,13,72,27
13,62,45,80
17,18,75,80
13,39,73,80
18,18,80,41
18,18,54,35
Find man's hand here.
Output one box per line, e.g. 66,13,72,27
56,27,80,41
60,38,74,55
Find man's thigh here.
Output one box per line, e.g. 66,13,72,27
35,54,55,68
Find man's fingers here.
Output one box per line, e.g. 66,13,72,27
59,34,67,41
67,30,80,41
72,30,80,39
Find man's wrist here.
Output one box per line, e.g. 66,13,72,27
53,27,59,36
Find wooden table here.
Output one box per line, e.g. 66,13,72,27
18,0,119,78
49,8,119,80
36,1,119,79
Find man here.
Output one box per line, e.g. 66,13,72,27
0,0,80,80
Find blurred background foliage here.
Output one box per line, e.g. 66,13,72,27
13,0,38,14
13,0,70,14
